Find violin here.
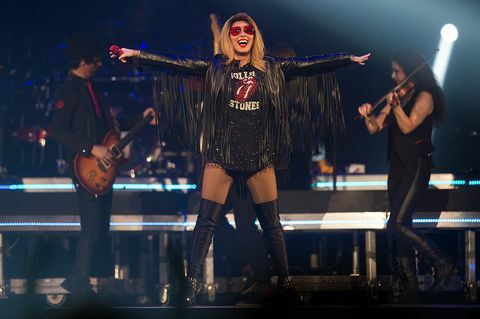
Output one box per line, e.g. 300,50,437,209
357,48,438,120
389,81,416,107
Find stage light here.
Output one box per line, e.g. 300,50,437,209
440,24,458,42
433,23,458,87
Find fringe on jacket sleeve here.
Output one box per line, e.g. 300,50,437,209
152,70,205,154
286,72,347,155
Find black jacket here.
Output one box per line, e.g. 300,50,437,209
135,52,352,169
49,74,116,160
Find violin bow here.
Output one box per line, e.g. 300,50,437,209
358,48,439,119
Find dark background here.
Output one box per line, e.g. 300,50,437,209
1,0,479,175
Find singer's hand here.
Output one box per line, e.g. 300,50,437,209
351,53,371,65
109,47,140,63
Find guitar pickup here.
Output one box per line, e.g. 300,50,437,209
110,145,122,158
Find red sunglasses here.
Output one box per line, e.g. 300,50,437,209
229,25,255,36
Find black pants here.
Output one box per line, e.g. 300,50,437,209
70,184,112,279
387,155,430,259
215,186,270,281
387,154,446,272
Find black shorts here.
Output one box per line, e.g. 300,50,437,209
205,163,270,199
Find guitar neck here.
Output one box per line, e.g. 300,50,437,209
116,114,153,150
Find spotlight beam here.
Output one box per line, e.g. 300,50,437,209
432,24,458,87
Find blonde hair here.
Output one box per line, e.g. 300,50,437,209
219,13,266,72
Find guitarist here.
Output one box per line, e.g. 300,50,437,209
50,33,155,294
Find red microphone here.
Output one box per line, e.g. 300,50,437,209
109,44,141,70
109,45,123,56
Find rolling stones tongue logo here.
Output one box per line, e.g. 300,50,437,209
235,76,258,103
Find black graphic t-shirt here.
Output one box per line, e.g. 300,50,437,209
214,63,264,171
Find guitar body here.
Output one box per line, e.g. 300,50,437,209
73,113,153,196
74,131,121,196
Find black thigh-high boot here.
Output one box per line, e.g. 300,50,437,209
254,199,301,305
183,198,224,306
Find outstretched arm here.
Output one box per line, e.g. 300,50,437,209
279,53,370,77
110,47,210,77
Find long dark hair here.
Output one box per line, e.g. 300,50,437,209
392,50,446,125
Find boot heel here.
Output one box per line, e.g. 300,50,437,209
276,276,303,306
183,277,201,307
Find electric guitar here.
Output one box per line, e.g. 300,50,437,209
74,114,154,195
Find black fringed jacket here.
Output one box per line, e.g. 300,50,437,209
134,52,352,171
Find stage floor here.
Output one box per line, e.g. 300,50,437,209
2,302,480,319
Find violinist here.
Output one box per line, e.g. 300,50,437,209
358,50,454,303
